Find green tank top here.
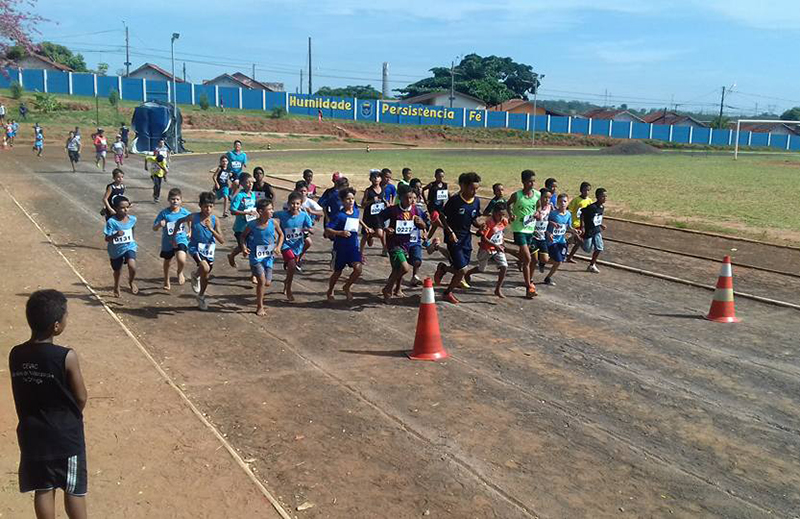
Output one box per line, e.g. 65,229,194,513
510,189,541,233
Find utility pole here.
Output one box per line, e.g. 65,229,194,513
604,89,608,108
182,62,186,82
123,22,131,76
171,33,180,153
307,37,312,95
531,74,544,147
252,63,256,81
717,86,726,128
382,62,389,99
300,69,303,95
449,61,455,108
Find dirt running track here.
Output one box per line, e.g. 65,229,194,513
1,148,799,518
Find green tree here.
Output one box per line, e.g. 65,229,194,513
398,54,540,106
37,42,88,71
96,62,109,76
198,92,210,111
780,107,800,121
315,85,383,99
9,81,23,99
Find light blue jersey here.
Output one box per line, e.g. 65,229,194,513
104,215,137,259
547,211,572,245
226,150,247,176
275,210,313,255
189,213,217,261
246,219,277,268
154,207,191,251
231,191,257,233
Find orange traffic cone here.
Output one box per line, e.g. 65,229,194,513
706,255,739,323
408,278,448,361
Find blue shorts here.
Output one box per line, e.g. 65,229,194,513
160,243,188,260
34,142,43,149
216,186,230,200
532,238,548,254
548,242,568,263
250,260,274,281
582,233,604,253
408,244,423,266
447,242,472,271
332,247,362,271
110,250,136,271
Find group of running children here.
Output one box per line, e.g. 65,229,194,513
101,141,608,314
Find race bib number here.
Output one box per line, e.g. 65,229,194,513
576,208,583,220
534,220,548,239
395,219,415,235
489,231,504,245
370,202,385,215
344,217,360,233
231,160,242,170
285,227,303,241
245,213,258,221
410,230,420,244
523,214,535,227
436,189,448,201
255,244,274,259
593,214,603,227
552,224,566,237
197,242,216,258
255,191,266,200
166,221,185,236
112,229,133,245
219,171,229,183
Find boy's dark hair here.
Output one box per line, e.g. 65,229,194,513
545,177,557,189
338,187,357,200
369,169,380,180
26,289,67,338
256,198,273,211
458,172,481,185
397,184,411,198
253,166,264,176
199,191,216,206
410,178,422,188
238,172,252,184
233,139,242,146
595,188,607,198
111,168,124,178
336,176,349,188
580,181,592,192
434,168,444,175
402,167,412,176
557,193,568,202
540,188,551,198
492,182,503,192
112,195,130,208
521,169,535,182
303,169,313,177
288,190,304,203
380,168,392,177
168,187,182,199
492,201,507,213
295,180,308,190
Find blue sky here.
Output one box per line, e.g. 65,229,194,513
34,0,800,114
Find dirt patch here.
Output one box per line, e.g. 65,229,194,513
598,141,661,155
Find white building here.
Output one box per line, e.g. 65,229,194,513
400,90,486,110
14,54,73,72
128,63,184,83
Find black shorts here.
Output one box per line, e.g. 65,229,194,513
110,250,136,271
191,253,215,271
160,243,188,259
19,452,87,496
68,150,80,162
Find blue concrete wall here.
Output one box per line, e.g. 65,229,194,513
242,89,263,110
691,127,711,145
550,116,569,133
571,118,589,135
632,122,650,139
22,69,44,92
590,119,610,136
72,73,94,96
96,76,118,98
46,71,69,94
610,121,630,139
122,78,144,101
711,129,730,146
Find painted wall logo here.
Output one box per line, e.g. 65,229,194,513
288,95,353,111
361,101,373,117
382,103,456,120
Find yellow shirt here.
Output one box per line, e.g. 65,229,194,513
567,196,593,227
146,155,168,178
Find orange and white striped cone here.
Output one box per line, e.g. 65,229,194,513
408,278,448,361
705,255,739,323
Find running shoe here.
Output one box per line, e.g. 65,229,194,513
197,295,208,310
410,275,422,287
587,264,600,273
460,279,471,289
190,271,201,294
538,263,545,274
544,277,555,286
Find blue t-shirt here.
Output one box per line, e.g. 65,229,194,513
382,183,397,203
409,204,429,247
246,219,277,268
547,211,572,244
226,150,247,175
34,132,43,145
104,215,137,259
231,191,257,233
321,192,343,220
443,194,481,243
275,210,313,255
327,207,360,254
154,207,191,251
189,213,217,259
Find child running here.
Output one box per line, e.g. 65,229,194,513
580,188,607,273
380,168,397,205
483,183,506,216
507,170,540,298
302,169,317,198
227,172,257,269
545,178,558,207
33,125,44,157
397,167,413,191
9,290,89,519
153,188,191,290
325,187,365,301
101,168,125,220
93,129,107,171
566,181,594,263
380,185,426,301
145,153,168,203
226,140,247,190
544,193,581,286
111,135,125,166
186,192,225,310
422,168,448,215
531,188,552,273
465,201,509,298
211,155,232,217
433,172,482,304
65,131,81,172
275,191,314,301
103,196,138,297
407,183,429,286
252,167,275,202
290,180,324,270
241,198,284,316
360,169,386,255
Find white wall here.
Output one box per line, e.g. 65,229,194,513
426,93,485,110
129,68,173,83
206,77,248,90
17,56,64,71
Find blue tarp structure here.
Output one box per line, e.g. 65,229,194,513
130,101,186,154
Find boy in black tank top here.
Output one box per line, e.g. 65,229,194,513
9,290,88,518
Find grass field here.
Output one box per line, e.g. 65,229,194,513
251,149,800,243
